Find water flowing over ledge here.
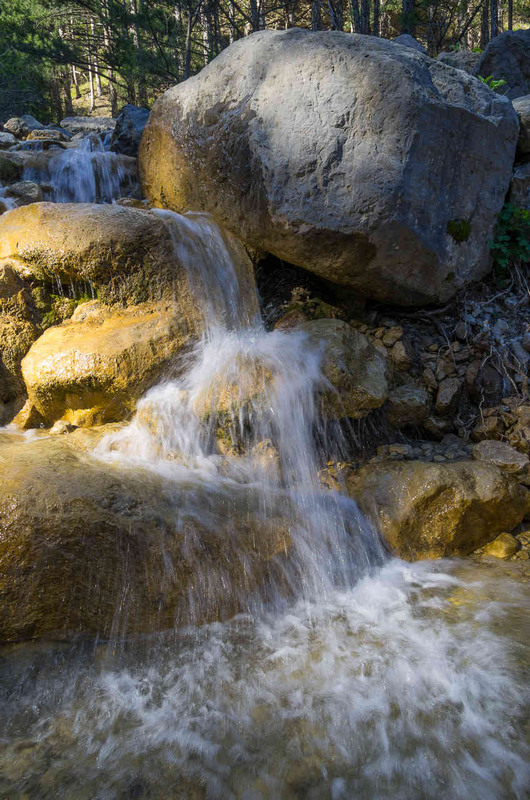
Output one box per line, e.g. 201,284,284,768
0,126,529,799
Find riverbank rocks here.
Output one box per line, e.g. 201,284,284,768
0,150,59,185
4,115,43,138
140,28,518,306
111,104,150,156
300,319,388,418
437,50,480,75
19,300,198,427
478,29,530,100
386,383,430,427
0,181,43,212
510,162,530,208
0,131,17,149
0,435,291,641
393,34,427,54
473,439,530,479
344,460,530,560
60,116,116,135
482,532,520,559
0,317,38,424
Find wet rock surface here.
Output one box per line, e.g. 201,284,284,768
20,300,197,426
0,434,291,641
341,459,530,560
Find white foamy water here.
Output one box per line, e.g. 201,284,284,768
0,559,528,799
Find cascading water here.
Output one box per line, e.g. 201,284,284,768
95,209,383,611
0,211,529,798
22,134,137,203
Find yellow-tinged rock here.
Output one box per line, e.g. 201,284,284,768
0,202,187,305
345,460,530,560
300,319,389,419
0,435,291,641
20,300,197,426
483,533,520,559
0,202,259,314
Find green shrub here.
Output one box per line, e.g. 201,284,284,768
479,75,508,92
491,204,530,285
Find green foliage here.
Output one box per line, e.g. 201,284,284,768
447,219,471,243
491,204,530,285
479,75,508,92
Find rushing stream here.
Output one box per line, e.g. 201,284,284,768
1,159,529,799
21,134,137,203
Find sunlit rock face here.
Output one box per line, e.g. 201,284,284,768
344,459,530,559
140,28,518,306
20,301,194,427
0,204,259,428
0,202,191,305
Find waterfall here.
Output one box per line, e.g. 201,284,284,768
1,212,528,798
96,209,385,613
22,134,137,203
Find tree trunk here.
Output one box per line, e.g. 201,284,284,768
350,0,360,32
51,74,63,122
62,69,74,116
89,67,95,112
402,0,415,35
328,0,344,30
184,3,193,79
72,66,81,99
360,0,370,33
228,0,236,42
490,0,498,38
87,21,96,112
250,0,260,31
507,0,513,30
481,0,489,48
90,18,103,97
312,0,321,30
373,0,380,36
102,0,119,116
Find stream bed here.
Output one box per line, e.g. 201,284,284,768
1,557,529,799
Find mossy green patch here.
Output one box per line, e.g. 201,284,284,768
447,219,471,243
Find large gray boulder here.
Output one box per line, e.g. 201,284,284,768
437,50,480,75
140,29,518,306
478,30,530,99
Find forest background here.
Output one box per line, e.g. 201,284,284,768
0,0,528,123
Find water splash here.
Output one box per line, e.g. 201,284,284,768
0,559,528,799
22,135,137,203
